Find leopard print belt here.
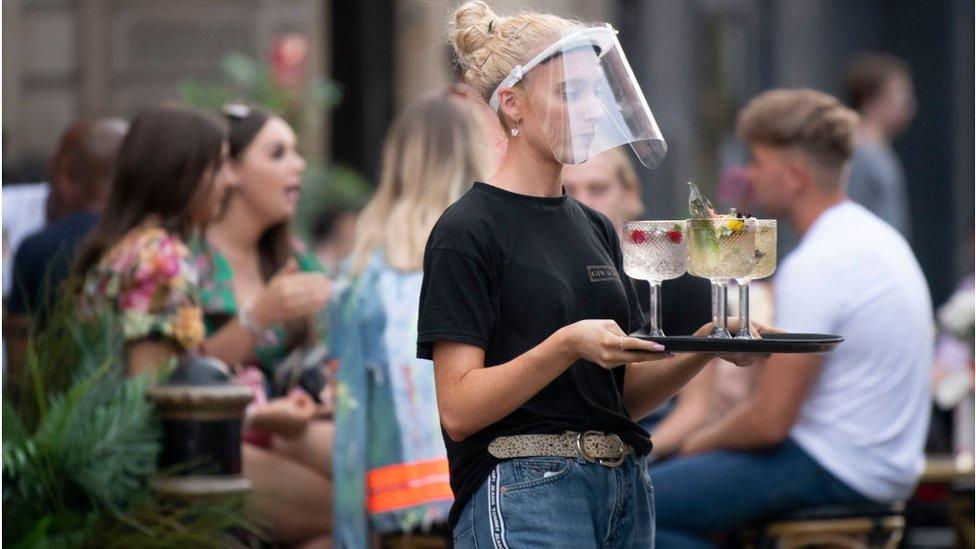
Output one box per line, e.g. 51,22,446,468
487,431,630,467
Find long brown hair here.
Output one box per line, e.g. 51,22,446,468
74,104,226,280
349,93,489,274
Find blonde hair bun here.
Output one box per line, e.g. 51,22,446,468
448,1,578,103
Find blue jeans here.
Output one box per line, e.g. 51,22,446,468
453,454,655,548
651,439,870,549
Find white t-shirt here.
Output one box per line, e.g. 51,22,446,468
775,201,933,503
2,183,50,296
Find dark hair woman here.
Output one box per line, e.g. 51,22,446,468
76,103,233,376
194,103,333,546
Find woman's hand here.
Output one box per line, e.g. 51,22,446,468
562,319,671,369
249,390,317,438
250,259,332,327
693,319,780,367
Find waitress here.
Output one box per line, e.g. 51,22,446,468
419,2,768,547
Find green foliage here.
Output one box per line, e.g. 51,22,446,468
177,52,340,139
2,298,253,547
294,164,372,242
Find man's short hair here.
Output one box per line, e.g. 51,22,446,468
50,117,128,198
737,89,859,170
843,53,911,111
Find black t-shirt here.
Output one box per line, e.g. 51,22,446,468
417,182,651,528
7,211,100,322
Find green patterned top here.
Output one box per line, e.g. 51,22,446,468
195,242,327,377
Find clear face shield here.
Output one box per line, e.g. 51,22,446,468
489,23,666,168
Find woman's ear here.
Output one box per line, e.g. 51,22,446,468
497,88,523,129
222,160,241,189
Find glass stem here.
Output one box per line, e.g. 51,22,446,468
710,281,731,338
648,281,664,337
737,281,752,339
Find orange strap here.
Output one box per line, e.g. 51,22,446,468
366,458,453,514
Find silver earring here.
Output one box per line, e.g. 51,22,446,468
511,126,520,137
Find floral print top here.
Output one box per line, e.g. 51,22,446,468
81,226,205,351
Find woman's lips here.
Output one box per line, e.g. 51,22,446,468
284,184,301,204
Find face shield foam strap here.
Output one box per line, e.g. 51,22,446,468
488,24,617,112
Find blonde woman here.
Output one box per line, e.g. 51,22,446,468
418,2,770,547
329,92,490,548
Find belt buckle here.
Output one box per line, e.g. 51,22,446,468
576,431,627,467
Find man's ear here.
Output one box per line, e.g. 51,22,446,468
497,88,524,128
784,153,813,195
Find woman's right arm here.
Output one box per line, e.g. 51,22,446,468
433,319,667,441
202,268,331,365
126,339,180,379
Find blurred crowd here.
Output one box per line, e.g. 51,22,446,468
1,18,972,549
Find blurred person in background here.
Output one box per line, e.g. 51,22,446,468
197,103,333,548
652,89,933,548
5,117,128,379
843,53,916,239
3,117,129,298
328,91,490,548
311,204,360,275
562,147,711,335
74,104,233,376
8,117,129,322
930,226,974,462
561,147,712,440
3,184,49,298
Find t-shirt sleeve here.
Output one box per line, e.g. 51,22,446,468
114,232,205,351
417,247,495,360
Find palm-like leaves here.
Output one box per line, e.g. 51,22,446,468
3,297,253,547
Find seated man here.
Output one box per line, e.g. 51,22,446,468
652,89,933,548
4,117,128,379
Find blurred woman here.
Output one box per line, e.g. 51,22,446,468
197,104,333,547
76,104,233,376
329,93,490,548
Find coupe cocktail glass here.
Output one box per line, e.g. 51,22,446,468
622,220,687,337
735,220,777,339
686,217,757,338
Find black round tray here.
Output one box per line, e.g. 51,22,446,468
630,332,843,353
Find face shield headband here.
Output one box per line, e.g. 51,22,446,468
488,23,666,168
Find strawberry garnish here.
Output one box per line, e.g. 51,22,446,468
630,229,648,244
667,229,683,244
